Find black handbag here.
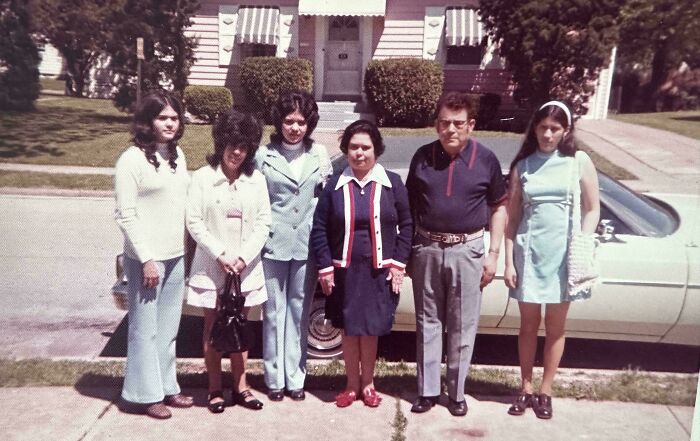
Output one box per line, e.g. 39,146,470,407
209,272,252,353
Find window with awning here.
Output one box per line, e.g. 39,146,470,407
235,5,280,45
444,7,483,47
444,7,486,66
298,0,386,16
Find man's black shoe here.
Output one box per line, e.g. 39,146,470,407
448,398,468,417
410,396,438,413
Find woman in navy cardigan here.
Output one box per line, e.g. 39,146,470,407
311,120,413,408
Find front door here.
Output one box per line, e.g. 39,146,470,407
324,16,361,99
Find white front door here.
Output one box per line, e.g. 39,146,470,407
324,16,361,98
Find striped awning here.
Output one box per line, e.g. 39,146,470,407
236,6,280,45
298,0,386,16
445,7,484,46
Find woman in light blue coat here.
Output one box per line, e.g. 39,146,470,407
256,91,331,401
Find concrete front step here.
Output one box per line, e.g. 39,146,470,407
317,101,372,113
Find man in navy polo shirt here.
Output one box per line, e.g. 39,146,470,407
406,91,507,416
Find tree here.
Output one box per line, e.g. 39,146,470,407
31,0,120,97
0,0,40,110
479,0,624,116
617,0,700,111
105,0,200,111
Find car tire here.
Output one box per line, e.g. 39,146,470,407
307,295,343,359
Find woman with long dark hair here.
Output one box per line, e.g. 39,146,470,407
256,90,331,402
186,110,270,413
114,92,193,419
504,101,600,419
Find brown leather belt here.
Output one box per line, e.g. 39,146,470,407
416,226,484,244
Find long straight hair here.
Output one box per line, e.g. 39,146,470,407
509,103,577,172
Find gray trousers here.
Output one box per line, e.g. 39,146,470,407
411,234,484,402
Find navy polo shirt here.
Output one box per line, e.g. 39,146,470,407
406,139,507,233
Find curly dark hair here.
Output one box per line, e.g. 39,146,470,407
432,91,476,121
339,120,386,158
208,110,262,177
509,102,577,172
131,92,185,171
269,90,319,149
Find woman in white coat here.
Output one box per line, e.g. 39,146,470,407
186,110,271,413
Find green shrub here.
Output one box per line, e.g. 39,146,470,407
239,57,313,120
468,92,502,130
364,58,443,127
184,85,233,122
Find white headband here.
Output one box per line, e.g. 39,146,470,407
539,100,572,126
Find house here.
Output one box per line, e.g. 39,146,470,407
184,0,614,121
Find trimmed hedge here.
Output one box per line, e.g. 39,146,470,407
364,58,443,127
239,57,313,120
184,85,233,122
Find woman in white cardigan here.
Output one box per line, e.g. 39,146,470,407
186,110,271,413
114,92,193,419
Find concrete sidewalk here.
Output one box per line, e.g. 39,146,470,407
0,386,694,441
577,119,700,195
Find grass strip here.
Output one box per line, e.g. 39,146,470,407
576,141,637,181
391,397,408,441
611,111,700,140
0,170,114,190
1,358,695,406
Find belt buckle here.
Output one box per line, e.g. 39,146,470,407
448,233,463,244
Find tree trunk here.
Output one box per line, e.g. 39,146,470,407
645,39,669,111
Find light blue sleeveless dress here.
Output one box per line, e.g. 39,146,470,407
509,150,589,303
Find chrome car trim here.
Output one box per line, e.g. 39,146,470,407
601,279,686,288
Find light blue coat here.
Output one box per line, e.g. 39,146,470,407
255,141,331,261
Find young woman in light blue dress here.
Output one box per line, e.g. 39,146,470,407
504,101,600,419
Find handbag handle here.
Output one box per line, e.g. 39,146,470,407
221,272,243,299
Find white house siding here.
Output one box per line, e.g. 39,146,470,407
37,42,64,77
373,1,424,59
583,47,616,120
188,0,300,104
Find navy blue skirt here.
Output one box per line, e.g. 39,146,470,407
325,229,398,336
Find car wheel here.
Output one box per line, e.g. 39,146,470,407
307,296,342,359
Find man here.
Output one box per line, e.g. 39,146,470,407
406,91,507,416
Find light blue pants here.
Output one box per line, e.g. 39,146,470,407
121,255,185,404
262,258,316,391
411,235,484,402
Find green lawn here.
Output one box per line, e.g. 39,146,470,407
39,77,65,91
611,110,700,140
0,96,272,170
0,170,113,190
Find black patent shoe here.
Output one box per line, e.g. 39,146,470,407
507,393,532,416
447,398,468,417
410,396,438,413
268,389,284,401
233,389,264,410
287,389,306,401
207,390,225,414
532,394,553,419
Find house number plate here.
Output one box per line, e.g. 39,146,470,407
338,53,348,60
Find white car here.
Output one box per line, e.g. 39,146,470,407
112,161,700,358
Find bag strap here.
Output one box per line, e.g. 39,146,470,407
568,152,582,237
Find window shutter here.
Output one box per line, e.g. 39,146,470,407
423,7,445,60
277,6,298,58
219,5,239,65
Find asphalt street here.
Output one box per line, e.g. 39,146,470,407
0,194,124,358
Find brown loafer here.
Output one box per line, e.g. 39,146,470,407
507,393,532,416
164,393,194,408
532,394,553,419
145,402,172,419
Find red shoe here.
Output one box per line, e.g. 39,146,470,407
362,388,382,407
335,390,357,408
